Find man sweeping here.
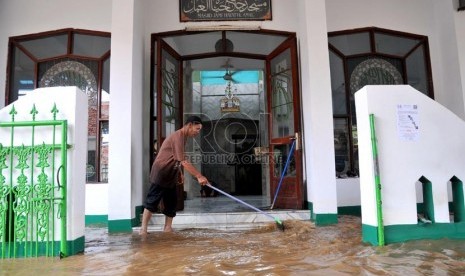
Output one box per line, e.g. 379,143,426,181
140,115,208,235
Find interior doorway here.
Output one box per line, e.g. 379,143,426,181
233,134,262,195
151,29,304,209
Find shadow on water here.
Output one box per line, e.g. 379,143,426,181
1,216,465,275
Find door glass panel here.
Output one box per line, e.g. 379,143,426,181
99,121,109,182
406,45,428,95
227,31,288,55
154,40,159,149
163,32,222,56
329,51,346,115
9,47,35,102
101,58,110,120
19,34,68,59
270,48,294,138
73,34,111,58
38,58,99,107
352,123,359,175
273,144,296,178
334,118,350,177
161,48,181,137
87,141,97,182
374,33,420,56
328,32,370,56
348,56,403,94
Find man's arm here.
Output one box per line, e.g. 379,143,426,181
180,160,208,185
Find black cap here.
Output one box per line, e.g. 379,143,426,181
185,115,202,125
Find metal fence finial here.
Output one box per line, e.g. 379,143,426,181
9,105,17,122
30,104,38,121
51,103,59,121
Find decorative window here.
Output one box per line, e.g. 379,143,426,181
328,27,433,178
6,29,111,183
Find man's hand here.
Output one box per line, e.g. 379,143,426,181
196,175,208,186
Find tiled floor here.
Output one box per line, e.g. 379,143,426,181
144,195,311,231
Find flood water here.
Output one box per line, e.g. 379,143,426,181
1,216,465,275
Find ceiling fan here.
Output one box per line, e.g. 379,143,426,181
200,58,244,84
220,58,241,83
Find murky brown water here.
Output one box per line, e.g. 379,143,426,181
1,216,465,275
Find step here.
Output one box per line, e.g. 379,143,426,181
145,210,311,231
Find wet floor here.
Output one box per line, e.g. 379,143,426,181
1,216,465,275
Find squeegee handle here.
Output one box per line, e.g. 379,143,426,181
205,184,276,221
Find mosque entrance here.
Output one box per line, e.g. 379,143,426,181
150,29,304,209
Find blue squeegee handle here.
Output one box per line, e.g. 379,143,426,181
271,139,296,209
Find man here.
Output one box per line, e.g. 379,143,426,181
140,115,208,235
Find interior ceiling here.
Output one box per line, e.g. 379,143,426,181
161,30,290,71
189,57,264,71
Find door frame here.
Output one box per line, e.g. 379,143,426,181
266,36,304,209
150,36,183,165
150,30,304,208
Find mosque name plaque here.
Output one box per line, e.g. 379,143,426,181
180,0,272,22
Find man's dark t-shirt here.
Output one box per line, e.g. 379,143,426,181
149,129,185,188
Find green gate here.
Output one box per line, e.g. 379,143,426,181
0,104,68,258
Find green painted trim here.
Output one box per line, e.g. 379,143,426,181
311,213,338,226
362,222,465,245
338,206,361,216
310,201,361,217
85,215,108,226
307,202,338,225
416,202,425,213
0,236,84,258
419,176,435,222
67,236,85,256
451,177,465,222
86,205,143,227
108,219,133,233
362,224,380,245
132,205,144,227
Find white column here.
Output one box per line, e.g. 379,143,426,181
108,0,144,231
456,1,465,116
298,0,338,223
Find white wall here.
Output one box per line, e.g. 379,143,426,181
356,85,465,227
336,178,360,206
86,184,109,215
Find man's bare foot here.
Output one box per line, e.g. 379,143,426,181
163,227,173,233
139,228,148,236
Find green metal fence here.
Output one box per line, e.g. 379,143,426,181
0,104,68,258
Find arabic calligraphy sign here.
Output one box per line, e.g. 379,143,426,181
180,0,272,22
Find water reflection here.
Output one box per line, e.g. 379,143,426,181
1,216,465,275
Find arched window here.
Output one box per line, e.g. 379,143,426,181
6,28,111,183
328,27,433,177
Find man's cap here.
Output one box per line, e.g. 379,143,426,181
185,115,202,125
